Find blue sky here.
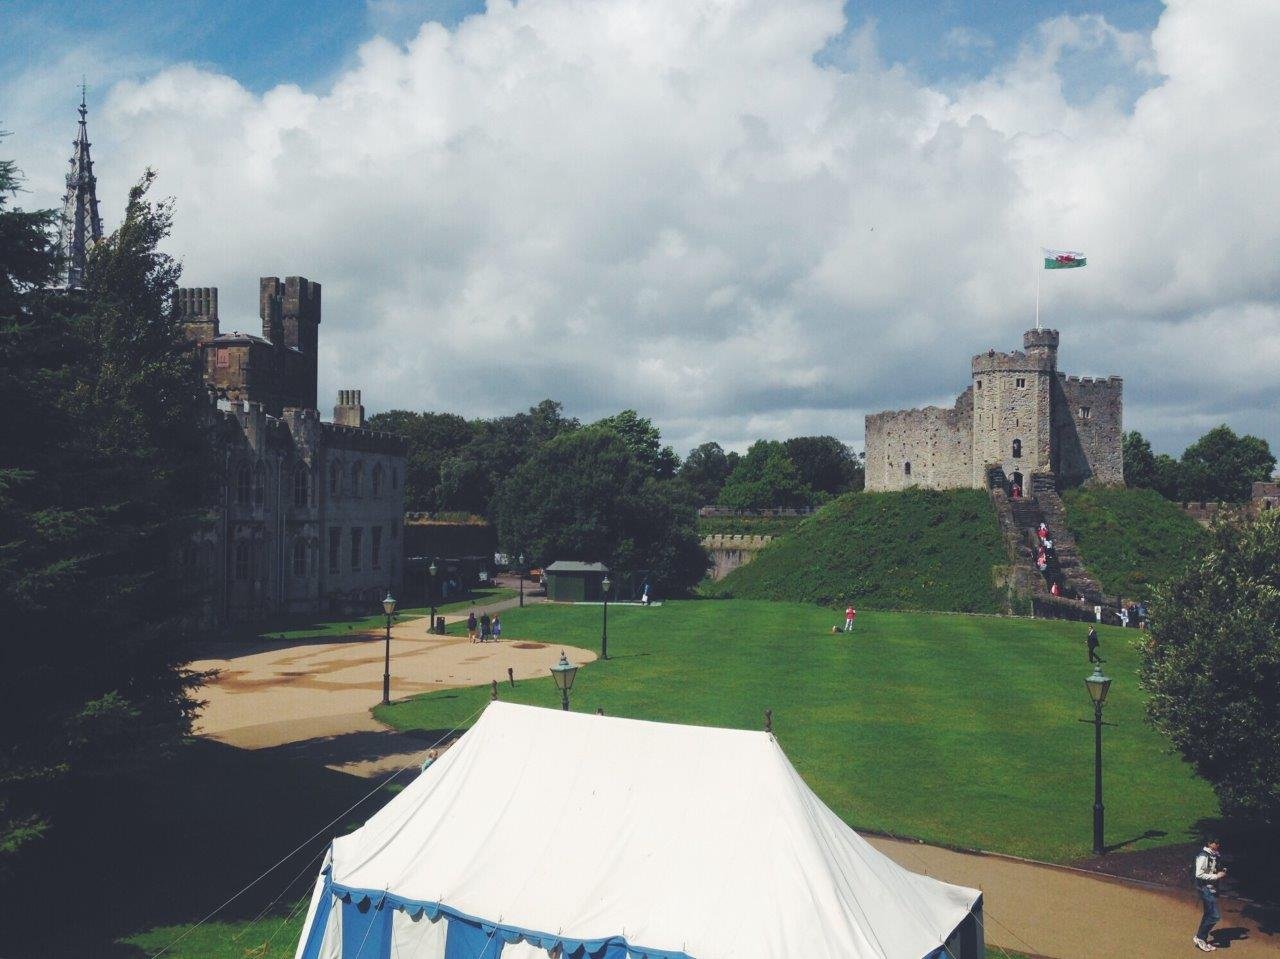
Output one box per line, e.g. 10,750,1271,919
3,0,1163,94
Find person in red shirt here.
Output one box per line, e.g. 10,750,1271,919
844,606,856,632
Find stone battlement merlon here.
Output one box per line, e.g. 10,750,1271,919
320,420,407,455
1057,373,1124,388
971,349,1055,375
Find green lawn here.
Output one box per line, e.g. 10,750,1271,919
703,489,1009,613
1062,487,1208,601
378,600,1217,864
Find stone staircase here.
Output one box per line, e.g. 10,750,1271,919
987,468,1107,620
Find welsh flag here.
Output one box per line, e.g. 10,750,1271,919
1043,248,1086,269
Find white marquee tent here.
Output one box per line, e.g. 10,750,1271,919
294,702,983,959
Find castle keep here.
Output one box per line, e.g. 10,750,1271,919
181,279,407,625
865,330,1123,492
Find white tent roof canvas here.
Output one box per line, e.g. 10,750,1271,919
295,702,983,959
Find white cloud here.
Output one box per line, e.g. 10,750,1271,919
5,0,1279,457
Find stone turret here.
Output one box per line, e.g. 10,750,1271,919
58,86,104,290
334,389,365,428
177,287,219,343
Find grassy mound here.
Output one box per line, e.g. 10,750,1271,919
1062,487,1209,601
378,601,1217,863
702,488,1007,613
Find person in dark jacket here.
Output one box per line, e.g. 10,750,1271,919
1087,626,1102,663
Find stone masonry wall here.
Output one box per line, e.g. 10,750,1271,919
701,534,773,580
1053,374,1123,486
864,390,973,491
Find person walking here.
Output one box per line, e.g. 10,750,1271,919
1193,840,1227,951
467,610,478,643
1087,625,1102,663
480,611,492,642
492,614,502,640
844,606,856,632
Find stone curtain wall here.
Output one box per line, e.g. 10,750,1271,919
701,534,773,580
1053,374,1124,486
864,390,973,492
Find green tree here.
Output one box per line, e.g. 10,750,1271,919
1140,512,1280,823
1152,453,1185,502
593,409,679,478
717,440,813,510
366,410,475,512
493,427,706,592
678,441,734,503
1179,425,1276,503
0,166,208,867
1122,430,1157,489
784,435,864,496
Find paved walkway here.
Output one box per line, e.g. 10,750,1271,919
867,836,1278,958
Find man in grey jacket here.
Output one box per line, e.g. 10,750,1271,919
1193,840,1227,951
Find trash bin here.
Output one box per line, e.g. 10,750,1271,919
436,616,446,634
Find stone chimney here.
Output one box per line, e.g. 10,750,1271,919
334,389,365,428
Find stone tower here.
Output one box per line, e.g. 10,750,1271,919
260,276,321,410
58,85,104,289
970,330,1058,486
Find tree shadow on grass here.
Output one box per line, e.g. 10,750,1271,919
0,738,398,958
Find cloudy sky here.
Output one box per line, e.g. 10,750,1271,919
3,0,1277,458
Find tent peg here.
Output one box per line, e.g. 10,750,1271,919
491,679,499,701
596,706,604,715
508,666,515,687
764,709,773,734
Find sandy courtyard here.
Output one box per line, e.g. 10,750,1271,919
191,620,595,750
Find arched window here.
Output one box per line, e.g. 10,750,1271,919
294,466,309,508
904,461,912,476
235,542,250,580
329,460,342,497
392,467,399,490
236,464,251,506
293,539,307,577
351,462,363,497
1012,439,1022,459
254,464,265,505
372,464,384,496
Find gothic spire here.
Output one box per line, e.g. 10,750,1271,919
58,82,104,289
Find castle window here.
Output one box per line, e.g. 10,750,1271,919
392,467,398,491
1079,406,1092,421
235,542,250,581
372,464,384,496
329,528,341,573
1012,439,1022,459
254,465,265,506
1016,378,1026,388
216,348,230,369
351,462,363,497
350,528,363,570
293,539,307,577
236,464,251,506
904,461,912,476
329,461,341,497
294,466,309,508
372,526,383,570
976,380,982,390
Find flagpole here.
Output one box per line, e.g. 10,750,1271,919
1035,252,1041,330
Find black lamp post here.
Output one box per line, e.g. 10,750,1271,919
381,592,397,705
600,574,611,660
550,650,578,711
1083,664,1113,856
428,560,438,633
518,553,525,608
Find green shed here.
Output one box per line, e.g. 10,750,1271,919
543,561,611,602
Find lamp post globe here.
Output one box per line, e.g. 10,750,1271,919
428,561,438,633
1084,664,1112,856
381,592,397,705
550,651,579,711
600,574,612,661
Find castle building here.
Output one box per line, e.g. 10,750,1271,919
865,329,1123,493
55,94,407,626
181,280,407,625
